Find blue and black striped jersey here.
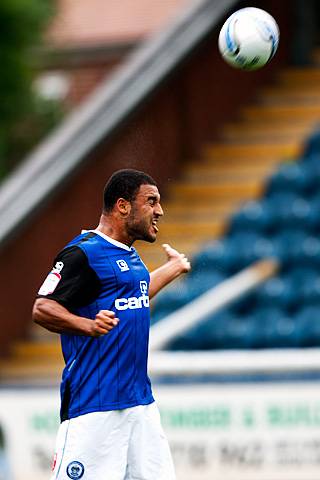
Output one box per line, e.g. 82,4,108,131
38,230,154,421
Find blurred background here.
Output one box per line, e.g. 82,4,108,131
1,0,320,478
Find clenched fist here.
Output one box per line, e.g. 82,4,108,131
91,310,119,337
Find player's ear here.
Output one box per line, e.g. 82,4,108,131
117,198,131,216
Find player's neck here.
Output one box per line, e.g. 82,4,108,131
96,214,133,247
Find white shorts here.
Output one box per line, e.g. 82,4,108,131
50,403,176,480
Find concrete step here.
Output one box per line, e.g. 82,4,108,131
0,359,62,384
0,340,63,384
277,68,320,86
221,122,316,143
163,200,244,217
242,104,320,123
257,89,320,106
260,84,320,96
204,142,300,160
167,180,263,201
311,48,320,65
29,323,59,341
201,156,284,169
157,219,225,237
184,162,275,180
11,340,61,360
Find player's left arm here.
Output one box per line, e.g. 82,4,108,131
149,243,191,299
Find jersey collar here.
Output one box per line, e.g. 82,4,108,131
81,229,132,251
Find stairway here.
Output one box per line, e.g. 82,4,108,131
136,68,320,271
2,62,320,384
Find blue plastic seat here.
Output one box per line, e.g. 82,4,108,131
166,128,320,351
228,232,277,272
221,315,257,349
298,274,320,305
229,200,273,234
185,269,226,296
151,281,197,323
265,163,315,197
197,312,256,350
306,193,320,231
299,236,320,266
267,196,313,231
302,130,320,159
255,276,297,311
168,311,234,350
230,293,257,316
249,307,298,348
151,306,174,325
272,230,309,265
191,239,235,273
294,305,320,346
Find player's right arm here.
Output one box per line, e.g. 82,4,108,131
33,298,118,337
32,245,119,337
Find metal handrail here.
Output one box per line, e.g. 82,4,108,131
150,259,278,351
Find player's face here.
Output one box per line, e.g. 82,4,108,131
126,184,163,243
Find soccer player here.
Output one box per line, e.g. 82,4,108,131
32,169,190,480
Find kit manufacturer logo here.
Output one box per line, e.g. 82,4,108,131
116,259,130,272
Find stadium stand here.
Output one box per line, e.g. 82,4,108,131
2,0,320,383
3,64,320,381
152,128,320,351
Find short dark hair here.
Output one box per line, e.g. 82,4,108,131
103,169,157,212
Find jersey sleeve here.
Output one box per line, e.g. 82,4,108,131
37,245,101,311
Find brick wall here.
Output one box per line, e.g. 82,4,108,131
47,0,190,46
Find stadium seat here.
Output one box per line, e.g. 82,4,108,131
298,272,320,305
265,162,315,197
221,315,257,349
299,236,320,266
168,311,234,350
185,269,227,296
191,239,237,273
230,293,257,316
150,281,196,324
254,276,297,311
169,310,263,351
165,128,320,351
307,193,320,231
266,193,314,232
228,200,273,234
151,305,174,325
302,130,320,159
151,270,227,324
272,229,309,265
227,232,277,272
249,307,299,348
294,305,320,347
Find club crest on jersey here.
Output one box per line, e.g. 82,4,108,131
66,461,84,479
116,259,130,272
38,261,64,295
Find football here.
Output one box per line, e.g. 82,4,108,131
218,7,279,71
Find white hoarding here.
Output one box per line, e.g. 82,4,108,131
155,383,320,480
1,382,320,479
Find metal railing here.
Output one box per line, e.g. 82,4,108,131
150,259,278,351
